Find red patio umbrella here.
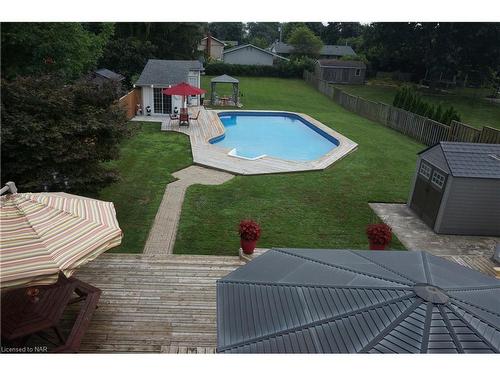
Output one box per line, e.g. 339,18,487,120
163,82,206,111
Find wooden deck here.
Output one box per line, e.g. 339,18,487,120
62,253,244,353
59,250,497,353
132,108,358,175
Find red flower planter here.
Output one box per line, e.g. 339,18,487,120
238,220,261,255
366,223,392,251
369,241,386,250
241,239,257,254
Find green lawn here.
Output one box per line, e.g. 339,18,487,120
336,82,500,130
172,77,423,256
98,122,192,253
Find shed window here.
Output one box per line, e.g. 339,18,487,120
355,68,361,76
419,161,431,179
431,170,446,189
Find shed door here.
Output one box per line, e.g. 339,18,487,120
410,161,447,229
342,68,350,83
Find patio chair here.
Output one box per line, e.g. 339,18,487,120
189,111,201,121
179,112,190,127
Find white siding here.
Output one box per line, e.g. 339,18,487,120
141,86,153,113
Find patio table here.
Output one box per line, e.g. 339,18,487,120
1,273,101,352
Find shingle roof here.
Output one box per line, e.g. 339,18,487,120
223,44,289,61
270,42,356,57
217,248,500,354
321,44,356,56
200,35,226,46
421,142,500,179
317,59,366,68
95,68,124,81
134,59,204,86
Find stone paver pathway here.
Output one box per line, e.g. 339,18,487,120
143,166,234,255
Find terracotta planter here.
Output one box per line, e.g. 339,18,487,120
240,239,257,254
369,240,387,250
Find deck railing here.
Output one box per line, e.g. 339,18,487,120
304,70,500,145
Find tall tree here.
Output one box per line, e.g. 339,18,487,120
112,22,204,59
1,22,113,80
208,22,244,42
287,25,323,57
321,22,364,44
1,75,128,194
99,37,157,88
246,22,280,46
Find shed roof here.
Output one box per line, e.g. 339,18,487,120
317,59,366,68
217,248,500,353
94,68,125,81
135,59,204,86
270,42,356,57
211,74,239,83
420,142,500,179
223,44,289,61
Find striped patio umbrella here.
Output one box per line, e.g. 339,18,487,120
0,192,122,290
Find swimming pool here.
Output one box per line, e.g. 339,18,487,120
210,112,340,161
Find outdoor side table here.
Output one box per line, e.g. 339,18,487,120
1,273,101,352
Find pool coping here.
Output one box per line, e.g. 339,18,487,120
201,109,358,175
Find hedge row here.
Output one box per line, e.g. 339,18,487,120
204,58,315,78
393,86,461,126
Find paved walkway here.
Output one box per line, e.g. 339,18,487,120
143,166,234,255
369,203,498,256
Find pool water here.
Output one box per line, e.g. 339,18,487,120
211,112,339,161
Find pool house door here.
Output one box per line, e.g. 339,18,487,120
153,88,172,114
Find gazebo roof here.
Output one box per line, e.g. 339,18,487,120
211,74,239,84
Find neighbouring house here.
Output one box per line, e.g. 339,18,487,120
315,59,366,84
269,41,357,59
408,142,500,236
222,44,289,66
88,68,125,95
134,59,204,115
198,35,226,60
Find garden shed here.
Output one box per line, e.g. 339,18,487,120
408,142,500,236
315,59,366,84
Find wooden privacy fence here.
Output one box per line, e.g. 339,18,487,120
118,88,141,120
304,71,500,145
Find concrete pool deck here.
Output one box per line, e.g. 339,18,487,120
132,107,357,175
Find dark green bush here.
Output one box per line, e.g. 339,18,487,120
204,57,315,78
393,86,461,125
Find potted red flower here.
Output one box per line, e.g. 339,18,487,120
239,220,261,255
366,223,392,250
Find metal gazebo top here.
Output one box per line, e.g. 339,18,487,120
211,74,239,83
216,248,500,353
